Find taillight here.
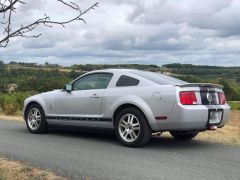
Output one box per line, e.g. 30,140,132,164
179,91,197,105
218,92,226,105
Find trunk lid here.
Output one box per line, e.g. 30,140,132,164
179,83,223,89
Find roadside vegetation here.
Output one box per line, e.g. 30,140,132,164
0,61,240,115
196,110,240,145
0,158,64,180
0,92,31,115
228,101,240,110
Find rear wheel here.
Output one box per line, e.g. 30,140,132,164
170,131,198,140
25,103,48,134
115,107,152,147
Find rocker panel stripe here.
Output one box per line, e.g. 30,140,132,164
46,116,112,122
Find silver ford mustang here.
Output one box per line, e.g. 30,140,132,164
23,69,230,147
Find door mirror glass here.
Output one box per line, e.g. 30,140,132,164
64,84,73,92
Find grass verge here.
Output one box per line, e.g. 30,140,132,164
0,112,22,121
0,158,65,180
228,101,240,110
196,110,240,145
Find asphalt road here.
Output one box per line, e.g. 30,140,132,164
0,120,239,180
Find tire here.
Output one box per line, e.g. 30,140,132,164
115,107,152,147
170,131,198,140
25,103,48,134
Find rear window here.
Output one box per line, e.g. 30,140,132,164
116,75,140,87
131,71,186,85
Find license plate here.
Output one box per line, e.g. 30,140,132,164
209,111,222,124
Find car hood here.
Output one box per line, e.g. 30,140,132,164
25,89,61,102
39,89,62,96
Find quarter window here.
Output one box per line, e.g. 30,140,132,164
116,75,140,87
73,73,113,90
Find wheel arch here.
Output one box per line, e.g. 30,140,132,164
24,101,46,121
112,103,153,130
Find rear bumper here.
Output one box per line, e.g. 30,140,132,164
153,103,231,131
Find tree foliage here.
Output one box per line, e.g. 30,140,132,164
0,66,82,92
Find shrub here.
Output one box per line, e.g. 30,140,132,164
14,92,33,110
0,93,4,108
0,92,34,115
0,94,18,115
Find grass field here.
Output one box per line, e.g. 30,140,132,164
0,158,64,180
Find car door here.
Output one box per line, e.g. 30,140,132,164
55,73,113,117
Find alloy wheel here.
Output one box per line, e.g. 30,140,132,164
118,113,141,143
27,108,41,131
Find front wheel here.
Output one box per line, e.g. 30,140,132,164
25,103,48,134
115,108,152,147
170,131,199,140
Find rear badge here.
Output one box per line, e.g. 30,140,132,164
207,92,213,104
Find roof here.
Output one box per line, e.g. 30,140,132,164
90,68,141,73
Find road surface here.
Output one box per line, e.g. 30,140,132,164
0,120,239,180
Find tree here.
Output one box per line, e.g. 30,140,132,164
0,0,98,47
218,79,238,101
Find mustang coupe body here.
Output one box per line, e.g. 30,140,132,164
23,69,230,146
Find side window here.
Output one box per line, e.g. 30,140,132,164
73,73,113,90
116,75,140,87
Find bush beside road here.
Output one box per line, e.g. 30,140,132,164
0,92,32,115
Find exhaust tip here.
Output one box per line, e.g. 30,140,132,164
209,125,217,130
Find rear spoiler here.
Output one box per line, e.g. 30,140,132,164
179,83,223,89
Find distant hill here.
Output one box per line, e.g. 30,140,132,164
0,61,239,100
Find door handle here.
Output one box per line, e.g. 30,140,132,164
91,94,101,99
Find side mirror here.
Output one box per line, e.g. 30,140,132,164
64,84,73,92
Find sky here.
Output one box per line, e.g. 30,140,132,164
1,0,240,66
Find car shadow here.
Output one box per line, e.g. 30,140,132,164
48,126,117,141
148,136,211,149
45,126,212,149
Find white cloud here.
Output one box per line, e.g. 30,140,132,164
0,0,240,66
